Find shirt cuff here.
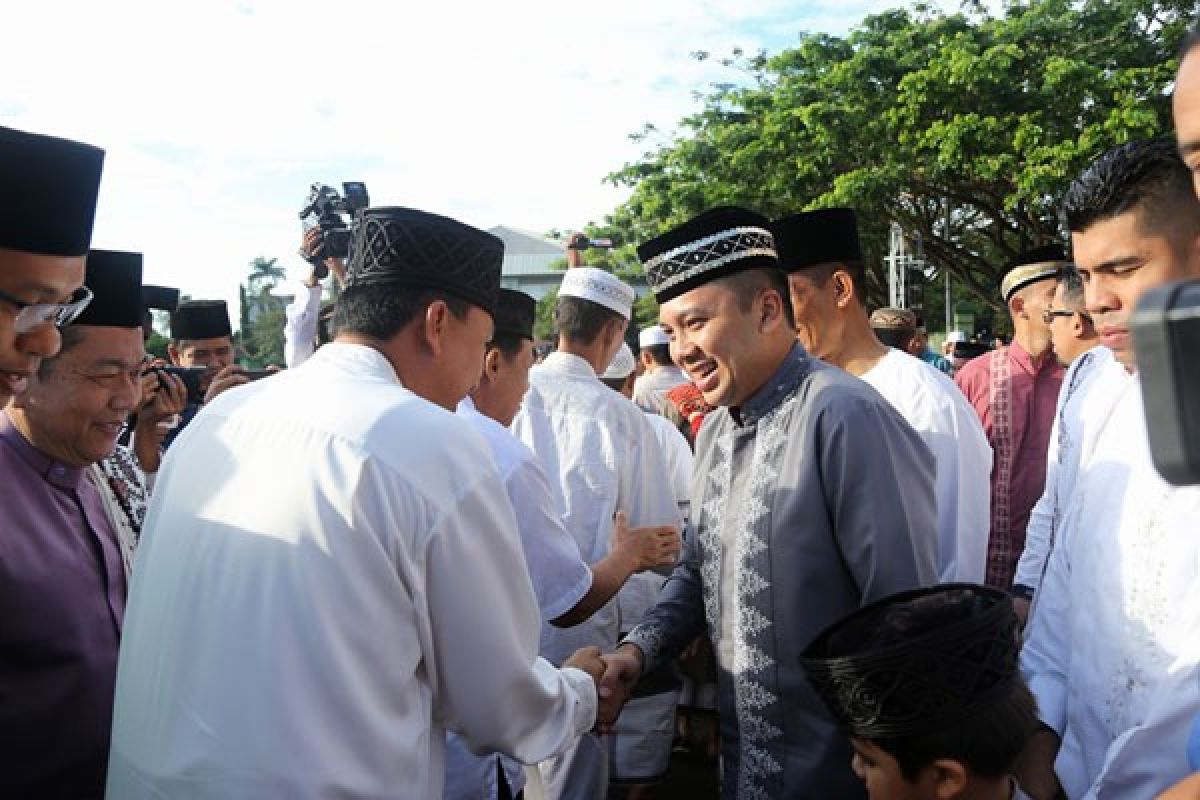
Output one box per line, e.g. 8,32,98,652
558,666,598,736
621,626,660,674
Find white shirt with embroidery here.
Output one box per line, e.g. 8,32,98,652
1020,375,1200,798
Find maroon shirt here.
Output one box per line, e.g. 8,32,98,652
0,412,126,798
955,342,1064,588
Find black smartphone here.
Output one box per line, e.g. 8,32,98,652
242,368,276,382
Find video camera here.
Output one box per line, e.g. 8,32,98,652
298,181,370,262
566,233,613,250
1132,278,1200,485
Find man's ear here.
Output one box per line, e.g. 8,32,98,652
422,300,452,357
167,343,181,365
832,270,857,309
927,758,969,799
1008,294,1025,318
759,287,786,332
483,347,502,381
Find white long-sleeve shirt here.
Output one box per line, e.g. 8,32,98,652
283,281,322,368
1012,346,1125,596
1020,375,1200,798
860,348,992,582
106,343,595,800
511,351,682,666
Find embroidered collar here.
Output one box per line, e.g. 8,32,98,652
731,343,810,427
0,411,87,490
1007,340,1056,377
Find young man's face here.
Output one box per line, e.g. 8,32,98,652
486,338,535,427
1046,280,1095,367
1071,209,1200,371
659,280,776,408
170,336,235,369
850,739,930,800
0,248,86,405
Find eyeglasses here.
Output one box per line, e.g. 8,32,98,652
0,285,94,334
1042,308,1076,325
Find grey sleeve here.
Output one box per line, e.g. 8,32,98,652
622,521,707,673
818,394,940,600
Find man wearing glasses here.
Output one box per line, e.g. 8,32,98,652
0,249,150,798
0,125,105,408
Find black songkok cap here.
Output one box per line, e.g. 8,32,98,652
801,584,1020,739
493,288,536,340
0,125,105,256
346,207,503,316
74,250,144,328
142,285,180,314
170,300,232,341
636,206,777,304
772,208,863,272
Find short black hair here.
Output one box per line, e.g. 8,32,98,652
718,267,796,328
795,260,868,308
488,332,529,360
1056,266,1087,310
333,285,471,341
874,328,915,350
1063,139,1200,251
555,295,623,345
600,376,629,392
642,343,673,366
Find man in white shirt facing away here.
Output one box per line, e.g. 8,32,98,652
107,207,606,800
632,324,688,415
771,207,992,583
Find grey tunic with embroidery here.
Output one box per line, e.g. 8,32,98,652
626,345,939,799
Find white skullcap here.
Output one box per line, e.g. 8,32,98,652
638,325,671,348
559,267,635,320
602,343,636,380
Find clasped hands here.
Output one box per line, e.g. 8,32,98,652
562,643,646,734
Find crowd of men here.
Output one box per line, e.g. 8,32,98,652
4,23,1200,800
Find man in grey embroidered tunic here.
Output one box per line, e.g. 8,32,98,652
599,206,939,799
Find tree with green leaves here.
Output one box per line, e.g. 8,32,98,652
238,257,287,367
592,0,1192,316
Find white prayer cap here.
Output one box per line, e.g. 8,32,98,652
946,331,967,344
638,325,671,349
603,343,636,380
559,267,635,320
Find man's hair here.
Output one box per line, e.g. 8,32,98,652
796,260,868,308
874,328,915,350
870,682,1037,782
838,591,1037,782
600,376,628,392
488,332,528,360
555,295,623,345
716,267,796,328
1063,138,1200,252
333,285,470,340
1057,267,1087,311
642,343,673,367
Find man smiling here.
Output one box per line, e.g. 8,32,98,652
601,206,938,799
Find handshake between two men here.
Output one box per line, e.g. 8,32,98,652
555,511,683,733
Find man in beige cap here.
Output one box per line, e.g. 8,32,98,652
955,246,1067,588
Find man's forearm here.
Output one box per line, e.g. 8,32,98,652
551,548,638,628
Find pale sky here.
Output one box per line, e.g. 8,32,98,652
3,0,956,320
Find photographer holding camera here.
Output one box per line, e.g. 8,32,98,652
284,226,346,368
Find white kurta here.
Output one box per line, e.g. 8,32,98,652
511,351,683,664
106,343,596,800
1012,346,1126,596
1020,376,1200,799
860,348,992,582
446,397,594,800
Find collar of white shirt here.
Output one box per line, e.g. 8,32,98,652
539,351,600,379
314,341,401,384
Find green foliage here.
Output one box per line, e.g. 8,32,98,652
597,0,1193,314
239,256,287,367
145,331,170,361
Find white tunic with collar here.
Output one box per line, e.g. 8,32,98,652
860,348,992,582
107,343,596,800
1020,375,1200,799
